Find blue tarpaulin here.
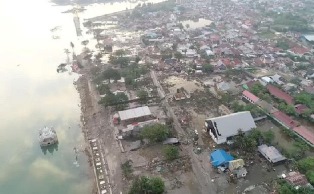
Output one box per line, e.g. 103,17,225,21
210,149,234,167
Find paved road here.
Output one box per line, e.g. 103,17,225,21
150,70,217,194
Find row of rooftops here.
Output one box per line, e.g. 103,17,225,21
242,89,314,146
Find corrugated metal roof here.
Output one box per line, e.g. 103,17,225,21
258,144,286,163
118,106,151,121
206,111,256,138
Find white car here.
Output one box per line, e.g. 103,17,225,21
101,189,107,194
96,162,101,166
93,146,98,151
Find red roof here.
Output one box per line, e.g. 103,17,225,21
294,104,309,114
272,111,299,128
293,126,314,145
267,84,294,105
242,90,260,103
290,46,310,55
222,58,231,66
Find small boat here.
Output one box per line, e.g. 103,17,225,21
39,126,58,147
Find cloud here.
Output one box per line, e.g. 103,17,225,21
29,158,73,180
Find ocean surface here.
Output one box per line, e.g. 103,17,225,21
0,0,163,193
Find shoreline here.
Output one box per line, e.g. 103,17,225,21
75,74,98,194
75,69,120,194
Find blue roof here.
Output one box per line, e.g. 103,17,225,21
210,149,234,167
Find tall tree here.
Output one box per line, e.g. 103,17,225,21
102,68,121,82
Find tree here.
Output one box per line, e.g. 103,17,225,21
99,92,128,110
128,176,165,194
234,130,257,152
220,93,232,105
203,64,214,73
250,83,267,97
135,56,141,64
99,92,116,106
279,102,296,115
115,93,129,110
276,40,290,50
249,129,262,142
140,124,169,143
163,145,179,161
97,84,110,95
298,157,314,185
102,68,121,82
114,49,126,57
81,40,89,48
185,24,190,29
174,52,183,61
277,180,313,194
261,93,272,102
137,90,149,104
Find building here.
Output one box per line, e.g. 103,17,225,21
118,106,152,125
210,149,234,167
271,110,299,129
267,84,294,105
285,171,310,187
293,126,314,147
39,126,58,147
294,104,309,115
242,90,260,104
258,144,286,164
229,159,245,172
205,111,256,144
301,35,314,46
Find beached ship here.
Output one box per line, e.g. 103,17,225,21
39,126,58,147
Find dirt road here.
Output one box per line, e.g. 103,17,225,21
77,72,125,194
150,70,217,194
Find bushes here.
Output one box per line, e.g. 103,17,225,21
140,124,169,143
298,157,314,185
128,176,165,194
163,145,179,161
121,160,133,179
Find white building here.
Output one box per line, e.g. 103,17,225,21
205,111,256,144
39,126,58,146
118,106,152,125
